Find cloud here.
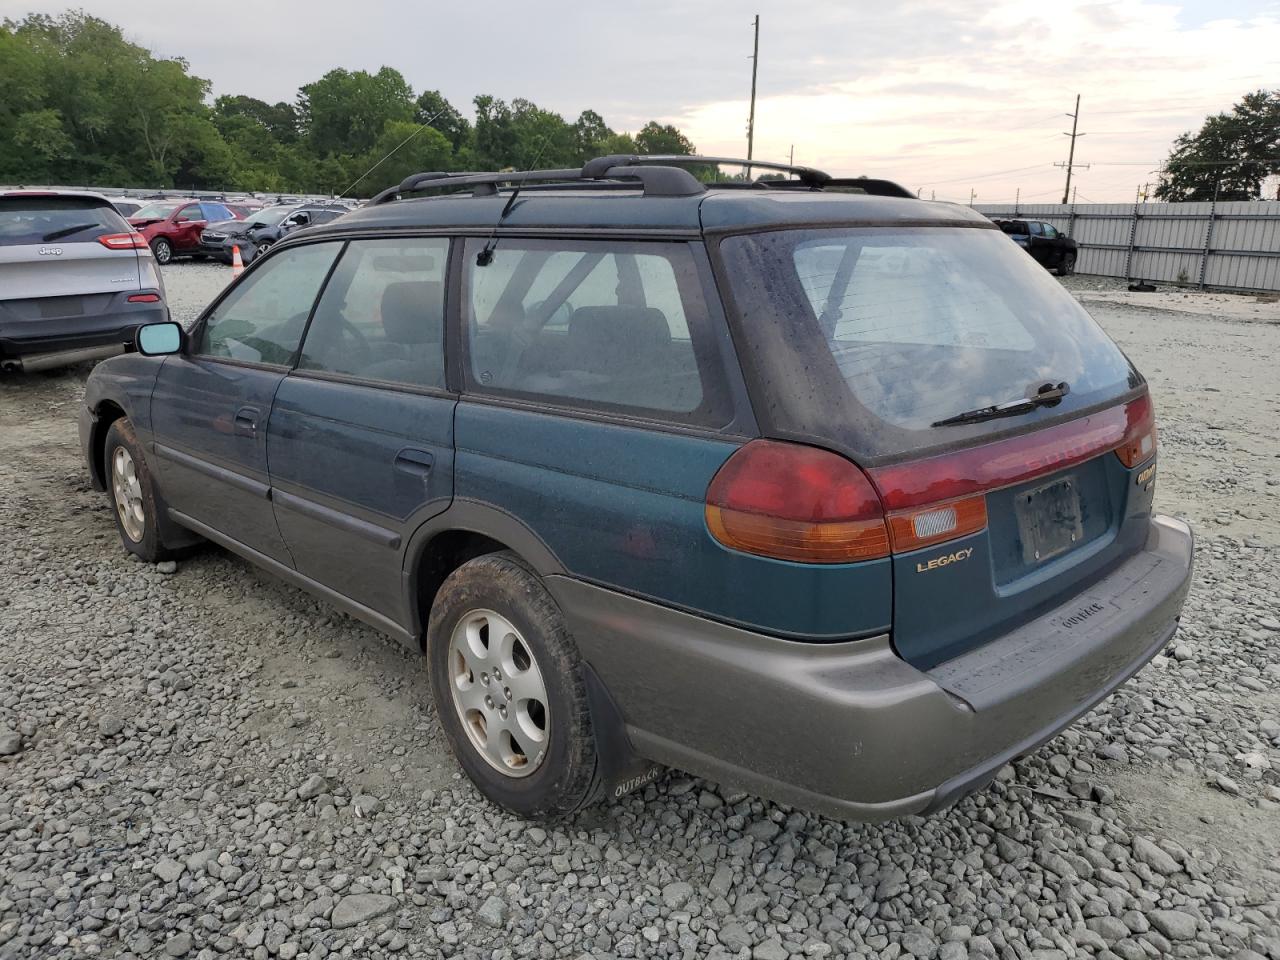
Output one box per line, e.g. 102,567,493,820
12,0,1280,200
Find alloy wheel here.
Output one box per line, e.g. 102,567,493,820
111,446,145,542
447,609,549,777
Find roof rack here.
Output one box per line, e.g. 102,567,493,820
369,155,915,205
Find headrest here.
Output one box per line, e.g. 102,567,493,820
566,306,670,358
380,281,443,344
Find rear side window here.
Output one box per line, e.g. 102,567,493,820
201,203,233,222
298,237,448,388
461,238,729,424
197,242,341,366
719,227,1138,461
0,196,129,247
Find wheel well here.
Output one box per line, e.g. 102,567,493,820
92,401,127,488
415,530,511,648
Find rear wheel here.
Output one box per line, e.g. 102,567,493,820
1057,251,1076,276
105,418,171,562
151,238,173,265
427,552,601,819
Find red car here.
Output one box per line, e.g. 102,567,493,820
128,199,243,265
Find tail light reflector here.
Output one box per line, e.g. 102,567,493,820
886,495,988,552
705,440,889,563
98,233,148,250
127,293,161,303
1114,392,1156,467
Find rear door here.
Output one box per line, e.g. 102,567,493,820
150,240,343,564
267,236,455,623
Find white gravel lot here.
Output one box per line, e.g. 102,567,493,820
0,264,1278,960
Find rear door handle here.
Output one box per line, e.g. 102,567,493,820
234,406,259,438
394,448,434,476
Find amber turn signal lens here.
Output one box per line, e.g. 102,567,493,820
1115,392,1157,467
886,495,988,552
706,505,891,563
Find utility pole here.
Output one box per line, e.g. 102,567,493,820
969,188,977,207
789,144,794,166
746,15,759,181
1055,94,1089,204
1015,187,1020,211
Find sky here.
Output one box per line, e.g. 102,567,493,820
10,0,1280,202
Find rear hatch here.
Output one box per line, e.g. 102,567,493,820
718,223,1155,668
0,194,144,303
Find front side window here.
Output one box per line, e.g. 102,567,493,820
1041,223,1059,239
197,242,341,365
298,237,448,388
1027,221,1043,236
462,238,727,423
177,203,203,223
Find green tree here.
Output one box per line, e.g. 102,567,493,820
1155,90,1280,201
414,90,470,151
635,122,696,155
299,67,414,157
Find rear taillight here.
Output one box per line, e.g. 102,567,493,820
98,233,148,250
1115,392,1156,467
707,390,1156,564
705,440,889,563
127,293,160,303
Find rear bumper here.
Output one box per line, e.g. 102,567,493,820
0,294,166,369
549,514,1193,821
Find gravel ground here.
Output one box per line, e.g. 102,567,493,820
1,264,1278,960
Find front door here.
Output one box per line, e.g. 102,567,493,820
150,240,344,564
267,237,455,624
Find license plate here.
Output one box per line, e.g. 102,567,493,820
1016,476,1084,564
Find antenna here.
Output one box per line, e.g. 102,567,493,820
475,137,550,267
336,109,445,199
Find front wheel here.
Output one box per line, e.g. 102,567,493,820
105,418,171,562
1057,251,1076,276
254,240,273,259
427,552,601,819
151,238,173,265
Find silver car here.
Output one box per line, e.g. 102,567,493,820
0,190,168,373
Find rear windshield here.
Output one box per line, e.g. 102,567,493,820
0,196,130,247
719,226,1139,463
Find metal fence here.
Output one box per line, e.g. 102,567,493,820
974,201,1280,293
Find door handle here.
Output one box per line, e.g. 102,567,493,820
234,406,259,438
394,448,434,476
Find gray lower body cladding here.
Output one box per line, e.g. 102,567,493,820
548,515,1193,821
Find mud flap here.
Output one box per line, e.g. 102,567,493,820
583,663,664,800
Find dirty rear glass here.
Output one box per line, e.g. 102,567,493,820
719,226,1138,462
0,196,129,247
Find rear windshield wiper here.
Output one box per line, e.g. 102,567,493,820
42,223,99,242
932,381,1070,427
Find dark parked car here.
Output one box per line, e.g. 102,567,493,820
1,190,167,373
199,203,350,265
129,199,243,264
991,218,1077,275
80,156,1191,822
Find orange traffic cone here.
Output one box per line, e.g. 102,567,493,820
231,245,244,278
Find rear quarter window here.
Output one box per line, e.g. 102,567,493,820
0,196,129,247
461,238,730,425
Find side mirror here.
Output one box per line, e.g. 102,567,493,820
136,321,183,356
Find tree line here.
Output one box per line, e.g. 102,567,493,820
0,11,702,196
1154,90,1278,202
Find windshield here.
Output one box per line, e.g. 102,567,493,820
245,206,296,227
719,226,1139,463
0,196,130,247
132,201,180,220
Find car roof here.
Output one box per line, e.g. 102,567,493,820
1,189,113,204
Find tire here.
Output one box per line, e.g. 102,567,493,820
254,240,273,259
151,238,173,265
104,418,172,562
427,551,601,819
1057,251,1076,277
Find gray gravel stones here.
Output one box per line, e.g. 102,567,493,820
0,273,1278,959
0,728,21,755
330,893,398,929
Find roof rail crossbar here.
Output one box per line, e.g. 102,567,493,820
369,164,704,204
585,154,832,186
765,176,916,199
